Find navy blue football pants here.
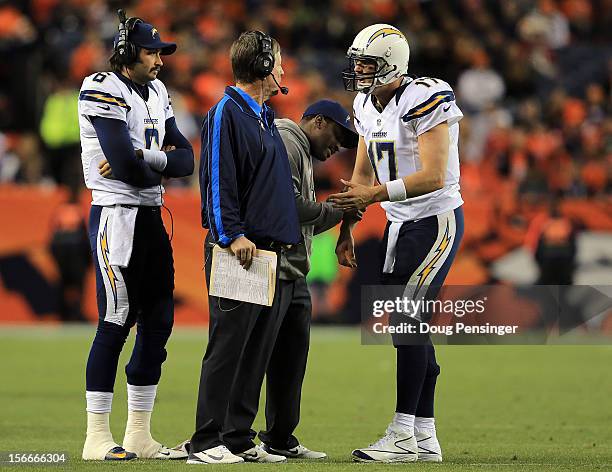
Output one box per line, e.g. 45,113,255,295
380,207,464,417
85,205,174,392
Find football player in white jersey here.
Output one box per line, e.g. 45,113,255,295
329,24,464,463
78,11,193,461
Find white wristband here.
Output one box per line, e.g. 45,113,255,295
141,149,167,171
385,179,407,202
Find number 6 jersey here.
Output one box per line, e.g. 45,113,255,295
78,71,173,206
353,76,463,222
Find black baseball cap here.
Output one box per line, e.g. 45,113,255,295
302,99,359,148
116,21,177,55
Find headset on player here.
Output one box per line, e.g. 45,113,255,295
115,9,144,66
114,9,175,239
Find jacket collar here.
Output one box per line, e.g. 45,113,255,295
228,86,262,116
225,86,275,130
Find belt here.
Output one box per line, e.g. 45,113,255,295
252,239,293,252
116,204,160,211
205,236,292,252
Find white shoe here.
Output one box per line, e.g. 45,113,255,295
237,445,286,463
149,444,189,460
352,426,418,463
262,442,327,459
416,430,442,462
186,445,244,464
174,439,191,455
123,436,188,460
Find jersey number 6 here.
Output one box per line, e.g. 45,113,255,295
145,128,160,150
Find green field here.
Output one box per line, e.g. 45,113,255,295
1,326,611,471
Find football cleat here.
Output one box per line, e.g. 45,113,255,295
149,444,189,460
237,445,286,463
82,437,136,461
104,446,137,461
352,425,418,463
174,439,191,455
186,445,244,464
416,430,442,462
123,436,188,460
262,442,327,459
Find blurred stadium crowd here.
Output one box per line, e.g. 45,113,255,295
0,0,610,322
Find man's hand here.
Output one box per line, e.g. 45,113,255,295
336,227,357,268
101,147,174,179
327,179,385,211
98,159,115,179
229,236,257,270
343,208,364,223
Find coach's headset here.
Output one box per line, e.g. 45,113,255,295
251,31,288,95
115,9,143,65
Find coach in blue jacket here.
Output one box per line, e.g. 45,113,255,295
188,31,301,464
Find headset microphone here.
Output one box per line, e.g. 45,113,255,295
272,75,289,95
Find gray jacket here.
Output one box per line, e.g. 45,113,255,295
276,118,343,280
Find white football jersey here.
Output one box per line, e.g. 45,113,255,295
78,71,174,206
353,76,463,222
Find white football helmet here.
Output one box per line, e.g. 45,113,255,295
342,24,410,93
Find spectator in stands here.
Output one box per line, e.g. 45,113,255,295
39,74,81,191
457,49,505,114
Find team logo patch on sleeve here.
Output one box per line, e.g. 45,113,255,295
79,89,130,110
401,91,455,123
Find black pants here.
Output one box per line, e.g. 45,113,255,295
257,276,311,450
190,238,295,454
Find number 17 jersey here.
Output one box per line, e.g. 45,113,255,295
353,76,463,222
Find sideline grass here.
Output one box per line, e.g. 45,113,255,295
1,326,611,471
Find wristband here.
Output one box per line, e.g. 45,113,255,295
141,149,167,171
385,179,407,202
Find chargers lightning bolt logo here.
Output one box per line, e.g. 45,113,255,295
100,220,118,310
367,28,405,46
415,221,452,292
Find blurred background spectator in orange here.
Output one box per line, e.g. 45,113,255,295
0,0,610,324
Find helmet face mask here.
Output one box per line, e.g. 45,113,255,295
342,24,410,94
342,55,396,93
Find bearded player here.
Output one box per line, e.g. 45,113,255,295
328,24,464,463
77,11,193,460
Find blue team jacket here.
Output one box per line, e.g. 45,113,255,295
200,86,301,247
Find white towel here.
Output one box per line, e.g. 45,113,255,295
382,221,402,273
108,205,138,268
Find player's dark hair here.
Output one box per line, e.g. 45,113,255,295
230,31,279,84
109,47,141,73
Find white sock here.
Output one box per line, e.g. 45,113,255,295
391,412,415,434
415,416,436,435
123,384,160,458
127,384,157,411
86,391,113,413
